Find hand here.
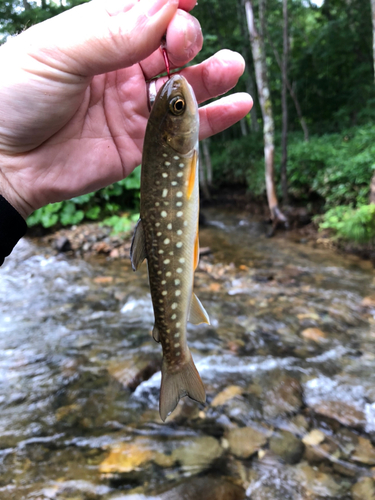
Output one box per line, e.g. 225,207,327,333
0,0,252,219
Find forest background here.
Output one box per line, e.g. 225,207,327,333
1,0,375,244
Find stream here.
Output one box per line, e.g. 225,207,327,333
1,208,375,499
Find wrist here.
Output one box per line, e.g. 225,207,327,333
0,180,33,221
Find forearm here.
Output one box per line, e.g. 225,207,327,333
0,195,28,266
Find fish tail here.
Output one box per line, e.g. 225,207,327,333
159,350,206,421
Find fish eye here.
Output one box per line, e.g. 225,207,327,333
169,96,185,116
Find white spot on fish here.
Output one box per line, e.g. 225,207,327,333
176,192,183,197
158,249,164,254
177,172,183,177
175,290,181,297
171,181,177,186
157,232,162,236
176,242,183,248
164,259,170,265
176,322,181,328
175,342,180,348
163,202,169,206
177,230,183,235
179,258,185,263
171,303,178,309
174,156,180,160
174,279,180,285
171,314,177,320
162,291,167,296
163,153,168,157
162,173,168,178
176,268,182,273
162,189,168,197
176,351,181,356
166,272,172,277
159,299,163,303
174,332,180,337
155,222,160,227
161,211,167,217
167,223,172,230
157,271,162,275
176,211,183,217
164,238,170,245
179,163,184,168
176,202,182,207
169,251,174,256
184,221,188,226
165,161,171,166
155,202,160,206
161,280,166,285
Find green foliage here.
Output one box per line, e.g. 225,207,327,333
319,205,375,244
28,167,141,229
101,213,139,235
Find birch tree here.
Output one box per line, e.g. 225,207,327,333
244,0,287,230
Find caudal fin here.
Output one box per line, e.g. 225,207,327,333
159,351,206,421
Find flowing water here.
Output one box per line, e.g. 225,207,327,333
1,209,375,499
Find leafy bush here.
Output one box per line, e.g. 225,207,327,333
318,204,375,244
28,167,140,229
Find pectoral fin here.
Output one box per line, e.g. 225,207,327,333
188,293,210,325
187,150,198,200
152,325,160,343
130,218,147,271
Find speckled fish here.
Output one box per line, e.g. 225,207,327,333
130,74,210,421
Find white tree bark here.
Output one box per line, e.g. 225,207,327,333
244,0,287,227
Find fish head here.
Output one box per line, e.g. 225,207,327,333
149,74,199,155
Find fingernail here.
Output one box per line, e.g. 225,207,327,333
184,15,202,51
143,0,174,17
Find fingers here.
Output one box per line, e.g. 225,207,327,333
140,9,203,80
150,50,247,104
16,0,181,78
199,93,253,140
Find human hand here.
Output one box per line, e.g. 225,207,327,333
0,0,252,219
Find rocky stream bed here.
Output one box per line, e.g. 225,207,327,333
1,208,375,499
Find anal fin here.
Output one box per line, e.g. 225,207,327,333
159,349,205,421
188,293,210,325
130,218,147,271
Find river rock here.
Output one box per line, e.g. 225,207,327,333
159,476,245,500
301,327,327,342
362,296,375,308
302,429,326,447
107,354,160,391
99,440,155,474
227,425,272,459
352,436,375,465
352,477,375,500
269,430,304,464
171,436,223,472
211,385,244,407
295,462,350,498
261,372,303,419
312,400,366,429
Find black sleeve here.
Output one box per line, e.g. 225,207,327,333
0,194,28,266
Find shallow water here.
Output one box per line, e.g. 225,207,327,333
1,208,375,499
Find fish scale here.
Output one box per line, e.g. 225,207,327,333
130,74,210,421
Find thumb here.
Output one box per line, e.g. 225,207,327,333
16,0,179,77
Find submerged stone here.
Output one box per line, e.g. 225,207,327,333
352,477,375,500
227,426,271,459
269,430,304,464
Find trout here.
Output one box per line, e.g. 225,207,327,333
130,74,209,421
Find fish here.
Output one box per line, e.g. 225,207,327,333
130,74,210,421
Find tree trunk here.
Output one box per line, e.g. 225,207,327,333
244,0,287,230
22,0,31,10
372,0,375,83
265,27,309,142
281,0,289,205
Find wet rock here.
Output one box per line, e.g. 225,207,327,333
93,275,114,284
295,462,350,498
211,385,243,407
53,236,71,253
158,476,245,500
107,354,160,391
362,296,375,308
302,429,325,447
269,430,304,464
301,327,327,342
262,372,303,419
171,436,223,472
227,425,272,459
313,400,366,429
352,477,375,500
99,440,154,474
352,436,375,465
